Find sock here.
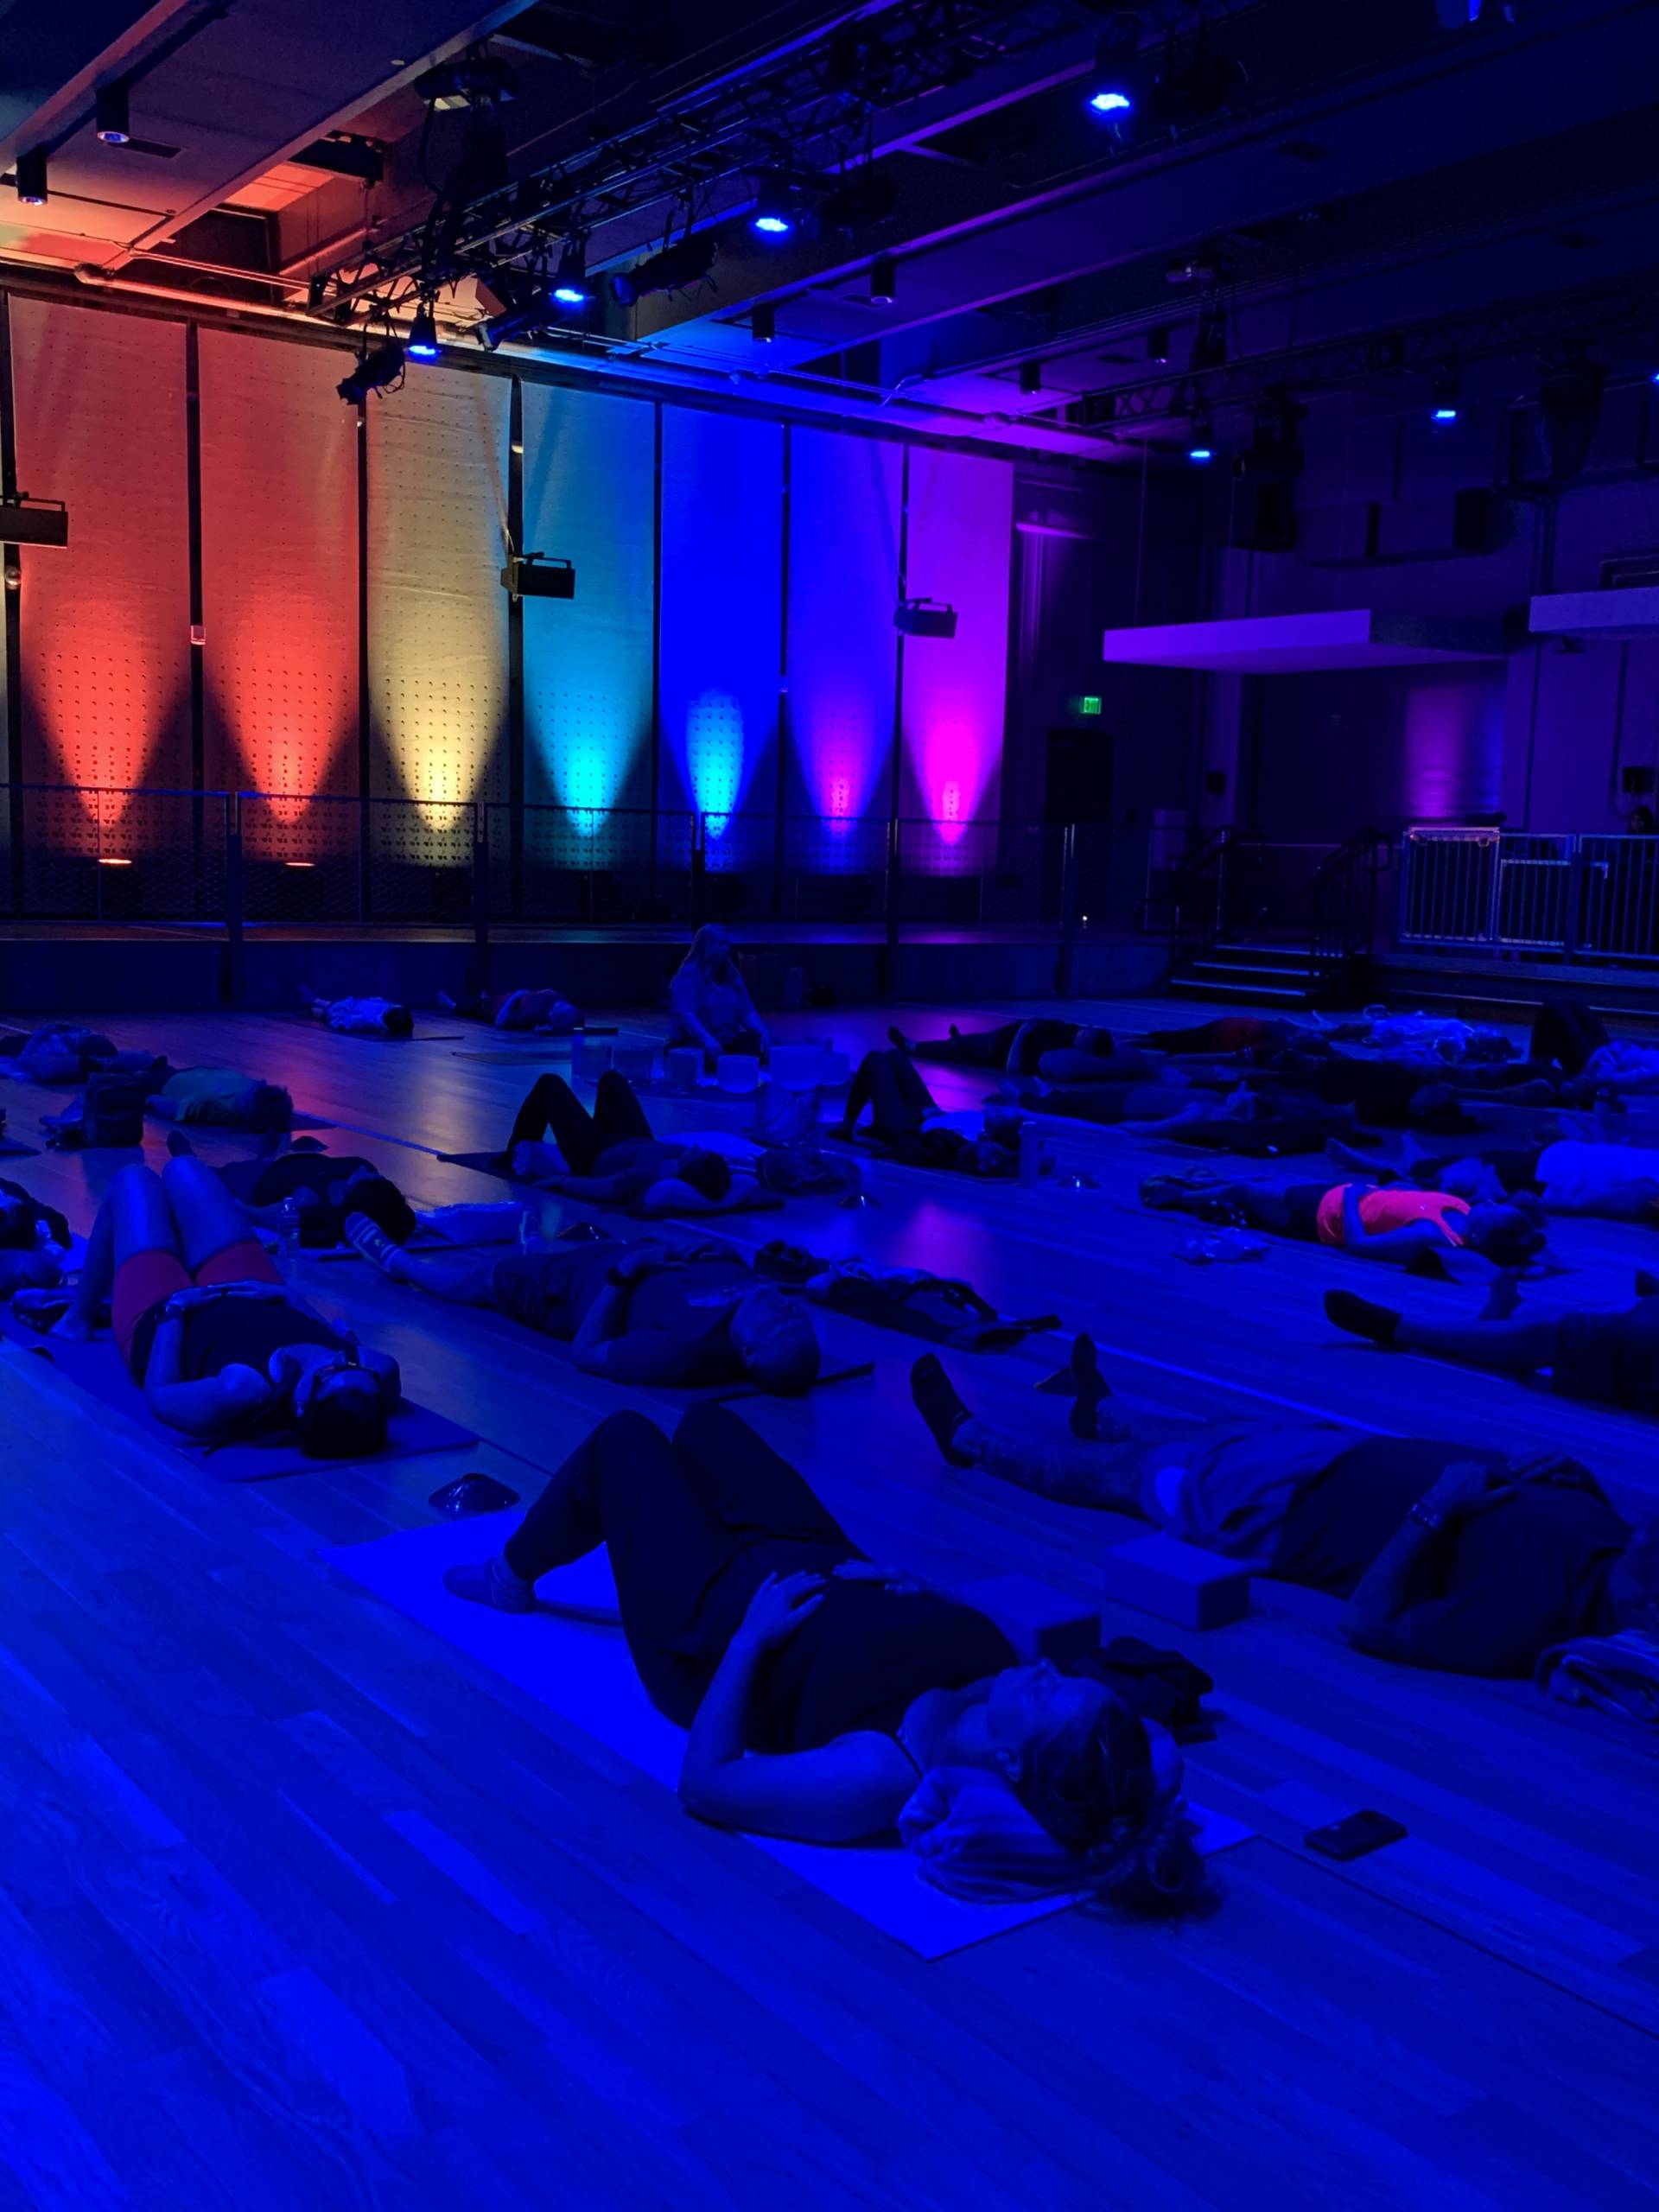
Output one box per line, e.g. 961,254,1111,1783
1069,1332,1109,1440
344,1211,414,1283
443,1556,536,1613
887,1025,913,1053
911,1354,972,1467
1324,1289,1400,1345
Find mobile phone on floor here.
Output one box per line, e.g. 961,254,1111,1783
1304,1810,1408,1862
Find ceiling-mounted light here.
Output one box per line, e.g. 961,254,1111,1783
609,233,716,306
1084,10,1141,117
752,173,796,237
413,51,518,110
1187,409,1215,463
14,148,47,206
336,340,406,404
1019,359,1043,396
868,253,897,306
551,235,589,307
894,597,958,639
1430,368,1462,424
407,301,441,360
752,302,776,342
94,81,130,146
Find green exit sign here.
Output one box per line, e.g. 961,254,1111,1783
1074,695,1103,717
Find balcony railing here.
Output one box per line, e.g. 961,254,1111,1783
1398,825,1659,963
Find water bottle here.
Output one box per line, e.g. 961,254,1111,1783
1019,1122,1046,1187
278,1197,302,1256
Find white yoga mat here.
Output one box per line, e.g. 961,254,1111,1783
325,1513,1252,1960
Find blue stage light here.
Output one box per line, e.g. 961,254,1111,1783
551,237,589,306
1431,404,1459,423
1088,88,1132,114
1187,442,1214,463
752,175,795,237
407,302,441,359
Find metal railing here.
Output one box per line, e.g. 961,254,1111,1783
1398,826,1659,963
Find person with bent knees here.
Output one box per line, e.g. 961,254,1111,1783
55,1157,400,1450
446,1403,1211,1910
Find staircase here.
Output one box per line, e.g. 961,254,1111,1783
1150,825,1390,1009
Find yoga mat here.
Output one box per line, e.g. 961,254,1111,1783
326,1515,1252,1960
0,1312,476,1480
268,1015,465,1045
143,1109,334,1135
433,1150,785,1217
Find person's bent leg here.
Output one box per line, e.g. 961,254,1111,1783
671,1402,855,1548
591,1069,654,1153
1395,1311,1562,1373
910,1021,1021,1070
105,1164,191,1366
952,1417,1187,1512
506,1074,601,1171
162,1154,262,1273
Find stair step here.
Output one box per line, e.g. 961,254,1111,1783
1168,976,1312,1005
1187,960,1314,982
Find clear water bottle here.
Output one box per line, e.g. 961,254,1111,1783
278,1197,302,1255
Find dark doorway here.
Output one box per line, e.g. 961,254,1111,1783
1046,724,1112,825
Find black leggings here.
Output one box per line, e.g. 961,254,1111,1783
504,1406,859,1726
911,1019,1079,1073
843,1048,938,1141
1530,999,1610,1077
507,1071,652,1174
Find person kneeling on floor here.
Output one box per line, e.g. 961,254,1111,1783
910,1344,1656,1678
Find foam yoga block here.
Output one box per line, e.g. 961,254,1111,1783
959,1573,1101,1663
1099,1534,1251,1630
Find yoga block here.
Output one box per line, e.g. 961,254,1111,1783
1099,1535,1250,1631
959,1573,1100,1664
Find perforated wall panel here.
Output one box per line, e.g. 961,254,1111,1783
199,328,359,809
521,380,655,851
659,409,783,863
10,300,191,795
785,428,900,838
367,365,509,818
898,447,1014,848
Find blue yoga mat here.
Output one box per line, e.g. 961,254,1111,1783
0,1308,475,1479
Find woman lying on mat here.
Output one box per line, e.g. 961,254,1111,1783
0,1176,73,1298
502,1071,850,1212
1323,1128,1659,1224
442,984,582,1033
167,1134,418,1249
837,1051,1019,1177
446,1402,1211,1908
891,1017,1161,1087
149,1066,293,1132
304,992,414,1039
910,1347,1654,1677
1139,1168,1546,1270
1325,1275,1659,1418
48,1158,400,1450
348,1217,821,1391
669,925,769,1065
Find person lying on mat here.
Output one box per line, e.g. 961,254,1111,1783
0,1177,73,1297
1325,1128,1659,1225
911,1347,1656,1678
1139,1168,1546,1270
348,1217,821,1391
304,992,414,1039
501,1071,838,1213
668,925,769,1065
149,1066,293,1132
1,1022,116,1079
442,984,582,1033
167,1133,418,1249
1325,1274,1659,1418
443,1402,1211,1907
838,1051,1018,1177
50,1158,400,1450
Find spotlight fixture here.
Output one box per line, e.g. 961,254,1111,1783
406,301,441,360
868,253,897,305
476,268,558,348
609,233,716,306
307,274,327,312
1147,325,1171,364
500,552,575,601
94,81,131,145
751,173,796,237
336,339,406,404
752,302,776,342
1084,11,1141,117
550,236,589,307
1429,369,1461,424
894,596,958,639
1187,410,1215,463
414,51,518,110
1019,359,1043,396
0,496,68,548
14,148,47,206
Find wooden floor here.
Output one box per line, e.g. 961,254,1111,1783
2,993,1657,2212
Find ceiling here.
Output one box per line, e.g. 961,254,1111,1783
3,0,1657,463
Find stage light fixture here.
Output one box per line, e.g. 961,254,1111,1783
407,301,441,359
500,552,575,601
0,498,67,548
869,253,897,305
609,234,716,306
894,596,958,639
1430,369,1461,424
1019,359,1043,396
752,174,796,237
1084,12,1141,117
14,149,47,206
752,302,776,342
550,236,589,306
94,82,130,145
336,339,406,404
414,52,518,110
1147,325,1171,364
1187,410,1215,462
